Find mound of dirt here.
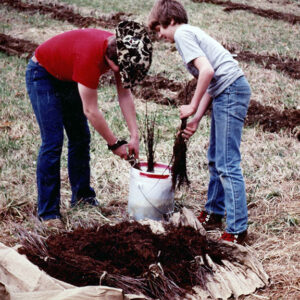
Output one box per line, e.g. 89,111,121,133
18,221,234,299
245,100,300,138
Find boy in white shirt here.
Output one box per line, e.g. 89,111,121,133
148,0,251,244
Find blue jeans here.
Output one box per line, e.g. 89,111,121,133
25,59,95,220
205,76,251,234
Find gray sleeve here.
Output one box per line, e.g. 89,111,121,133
175,29,206,64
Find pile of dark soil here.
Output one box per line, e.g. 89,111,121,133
245,100,300,140
18,221,233,299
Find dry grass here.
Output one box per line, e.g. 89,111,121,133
0,0,299,299
229,0,300,16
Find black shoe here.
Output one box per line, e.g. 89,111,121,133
197,210,223,230
72,197,99,207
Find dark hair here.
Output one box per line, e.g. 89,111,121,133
148,0,188,30
106,36,118,65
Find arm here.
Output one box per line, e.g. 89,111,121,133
179,56,214,120
78,83,128,159
114,71,139,159
182,92,212,139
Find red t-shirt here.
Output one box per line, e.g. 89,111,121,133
35,29,113,89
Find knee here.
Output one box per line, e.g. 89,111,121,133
41,140,63,156
68,137,90,151
217,163,242,178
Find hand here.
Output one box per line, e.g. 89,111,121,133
112,144,129,160
179,104,196,119
181,118,200,140
127,136,139,159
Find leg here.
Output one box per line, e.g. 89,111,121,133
213,76,251,234
205,112,225,216
57,82,96,205
25,60,63,220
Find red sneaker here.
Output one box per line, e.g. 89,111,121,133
219,230,248,245
197,211,223,230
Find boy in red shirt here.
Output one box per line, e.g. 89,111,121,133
25,21,152,229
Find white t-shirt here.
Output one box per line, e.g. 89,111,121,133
174,24,244,98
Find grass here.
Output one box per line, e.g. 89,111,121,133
0,0,300,299
59,0,154,14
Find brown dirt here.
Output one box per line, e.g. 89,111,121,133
225,45,300,81
245,100,300,139
0,33,37,58
18,221,234,299
2,0,129,29
192,0,300,24
137,77,300,139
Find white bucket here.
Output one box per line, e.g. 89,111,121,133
128,162,174,221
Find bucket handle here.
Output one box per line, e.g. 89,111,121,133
137,183,173,221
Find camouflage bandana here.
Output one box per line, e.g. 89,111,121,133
116,20,153,89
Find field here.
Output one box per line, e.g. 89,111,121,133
0,0,299,299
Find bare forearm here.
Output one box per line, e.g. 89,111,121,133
180,57,214,120
193,92,212,122
78,83,117,145
119,94,139,139
87,110,117,145
190,72,212,112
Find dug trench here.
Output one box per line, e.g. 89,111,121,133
192,0,300,25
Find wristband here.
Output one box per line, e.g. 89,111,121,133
107,139,127,151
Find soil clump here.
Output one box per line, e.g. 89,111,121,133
18,221,233,299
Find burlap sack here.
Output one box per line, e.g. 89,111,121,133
0,242,145,300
